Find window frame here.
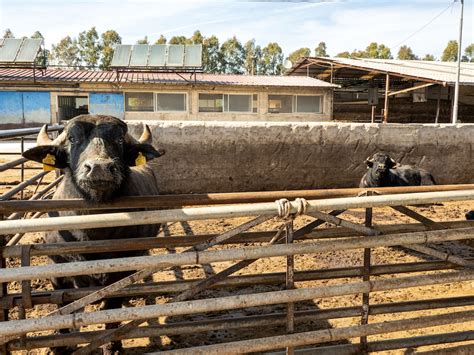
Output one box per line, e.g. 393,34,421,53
267,94,324,114
198,93,258,114
155,92,188,113
124,91,155,112
295,94,323,114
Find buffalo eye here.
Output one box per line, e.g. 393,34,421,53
68,136,76,144
117,137,124,145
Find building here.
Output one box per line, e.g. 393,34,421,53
0,69,336,128
286,57,474,123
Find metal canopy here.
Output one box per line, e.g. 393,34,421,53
0,38,42,65
111,44,202,72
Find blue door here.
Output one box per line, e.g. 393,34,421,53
89,92,124,119
0,91,51,126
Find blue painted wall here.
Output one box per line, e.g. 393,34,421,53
0,91,51,125
0,92,23,125
23,92,51,124
89,92,124,119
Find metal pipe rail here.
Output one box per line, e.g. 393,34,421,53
0,125,63,140
6,296,474,351
1,226,474,283
3,189,474,235
2,183,474,214
0,270,473,338
1,259,471,308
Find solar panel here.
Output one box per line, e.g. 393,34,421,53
0,38,23,62
167,45,185,66
184,45,202,67
148,45,166,67
15,38,42,63
129,44,149,67
111,45,132,67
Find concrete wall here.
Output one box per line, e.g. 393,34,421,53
127,121,474,194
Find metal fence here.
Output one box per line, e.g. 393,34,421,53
0,125,474,353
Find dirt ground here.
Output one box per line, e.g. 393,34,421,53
1,155,474,354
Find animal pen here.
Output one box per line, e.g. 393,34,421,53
1,128,474,354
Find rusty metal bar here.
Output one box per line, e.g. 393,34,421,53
2,227,474,283
153,310,474,354
0,171,49,201
360,191,372,350
0,213,8,355
286,219,295,355
3,184,474,215
3,219,473,259
0,157,28,173
391,205,448,230
1,271,474,339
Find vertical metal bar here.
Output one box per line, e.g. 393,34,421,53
452,0,464,124
360,191,373,353
383,73,390,123
0,214,9,355
20,137,25,200
371,106,375,123
286,219,295,355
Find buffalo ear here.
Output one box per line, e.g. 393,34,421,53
365,157,374,168
22,146,68,169
124,143,165,167
388,157,398,169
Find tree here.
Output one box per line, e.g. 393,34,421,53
464,43,474,62
154,35,167,44
261,42,284,75
77,27,101,67
50,36,79,67
30,31,49,66
189,30,203,45
100,30,121,70
202,35,221,73
441,40,458,61
243,39,262,75
336,51,351,58
314,42,328,57
137,36,149,45
397,45,418,60
287,47,310,65
364,42,393,59
169,35,187,45
220,36,245,74
3,28,14,38
422,54,435,61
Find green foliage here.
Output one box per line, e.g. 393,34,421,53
137,36,149,45
287,47,310,65
364,42,392,59
314,42,328,57
169,36,188,45
154,35,167,45
243,39,262,75
397,45,418,60
261,42,284,75
441,40,458,61
464,43,474,62
202,35,221,73
422,54,435,61
77,27,101,67
335,51,351,58
3,28,14,38
100,30,121,70
51,36,80,67
189,30,203,45
220,36,245,74
30,31,49,66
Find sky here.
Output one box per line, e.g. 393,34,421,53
0,0,472,59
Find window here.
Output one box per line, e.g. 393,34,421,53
268,94,323,114
199,93,258,113
58,96,89,120
296,95,322,113
156,93,187,112
125,92,154,112
268,95,292,113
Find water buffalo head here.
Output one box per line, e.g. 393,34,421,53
23,114,165,201
365,152,398,178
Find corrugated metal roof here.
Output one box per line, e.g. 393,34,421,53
0,68,336,88
287,57,474,85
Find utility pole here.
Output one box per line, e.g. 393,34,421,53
452,0,464,124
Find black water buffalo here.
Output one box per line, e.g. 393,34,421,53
360,152,436,188
466,211,474,220
22,114,165,354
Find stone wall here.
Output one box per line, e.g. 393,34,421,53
128,121,474,194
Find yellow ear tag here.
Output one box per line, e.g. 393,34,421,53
42,154,56,171
135,152,146,166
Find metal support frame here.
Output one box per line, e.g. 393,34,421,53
383,73,390,123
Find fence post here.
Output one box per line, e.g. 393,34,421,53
0,213,10,354
286,219,295,355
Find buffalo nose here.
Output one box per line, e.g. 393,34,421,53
84,160,116,179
